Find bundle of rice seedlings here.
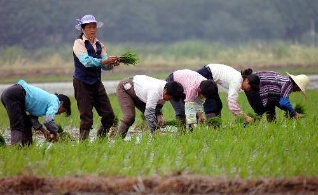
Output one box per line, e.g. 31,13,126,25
60,132,73,142
57,124,64,133
119,51,139,66
206,117,222,127
0,134,6,147
235,115,246,124
113,116,119,127
247,112,262,121
294,103,306,114
56,124,73,141
236,113,261,127
165,120,182,127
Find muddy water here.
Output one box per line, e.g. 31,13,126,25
0,75,318,96
1,75,317,145
1,125,179,146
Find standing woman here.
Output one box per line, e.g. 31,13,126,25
245,71,310,122
73,14,120,140
197,63,260,123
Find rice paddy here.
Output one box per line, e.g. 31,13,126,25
0,90,317,179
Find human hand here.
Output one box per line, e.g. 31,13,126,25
244,115,254,123
50,132,59,142
40,128,51,141
108,56,120,66
157,115,165,126
197,112,206,123
293,112,304,119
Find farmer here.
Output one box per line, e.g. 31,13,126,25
197,63,260,123
244,71,310,121
166,69,219,127
1,79,71,146
73,14,120,140
116,75,184,138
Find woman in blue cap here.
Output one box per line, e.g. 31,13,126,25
73,14,120,141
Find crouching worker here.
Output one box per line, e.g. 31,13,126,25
166,69,219,128
245,72,310,122
1,79,71,146
197,64,260,123
116,75,184,138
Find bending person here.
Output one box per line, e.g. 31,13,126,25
245,71,310,122
116,75,184,138
1,79,71,146
166,69,218,127
197,63,260,123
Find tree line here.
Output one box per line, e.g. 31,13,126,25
1,0,318,49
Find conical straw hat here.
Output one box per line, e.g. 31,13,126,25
286,72,309,96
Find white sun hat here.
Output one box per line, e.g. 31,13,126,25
286,72,310,96
75,14,103,30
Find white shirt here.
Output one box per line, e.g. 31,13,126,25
133,75,165,109
206,63,243,115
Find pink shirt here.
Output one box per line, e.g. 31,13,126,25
173,69,206,102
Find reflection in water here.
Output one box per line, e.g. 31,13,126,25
1,125,179,146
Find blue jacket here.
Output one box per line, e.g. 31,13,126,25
18,79,60,133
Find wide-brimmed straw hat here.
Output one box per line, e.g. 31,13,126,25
75,14,103,30
286,72,310,96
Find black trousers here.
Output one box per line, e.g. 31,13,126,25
245,90,281,121
73,78,115,131
1,84,33,145
196,66,223,115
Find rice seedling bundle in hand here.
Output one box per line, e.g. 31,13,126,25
247,112,262,121
294,104,306,114
0,134,6,146
206,117,222,128
165,120,183,127
119,51,139,66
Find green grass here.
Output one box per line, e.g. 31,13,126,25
0,91,317,179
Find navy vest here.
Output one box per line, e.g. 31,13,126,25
73,40,102,84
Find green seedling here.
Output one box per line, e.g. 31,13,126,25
119,51,139,66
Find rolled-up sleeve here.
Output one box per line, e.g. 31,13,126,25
227,82,243,116
43,116,58,133
73,39,103,67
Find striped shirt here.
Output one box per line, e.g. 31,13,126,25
206,64,243,115
173,69,206,102
255,71,293,106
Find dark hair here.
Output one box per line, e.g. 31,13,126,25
241,68,260,91
77,24,88,39
164,81,184,101
55,93,71,117
199,80,218,99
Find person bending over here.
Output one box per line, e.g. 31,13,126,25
116,75,184,138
